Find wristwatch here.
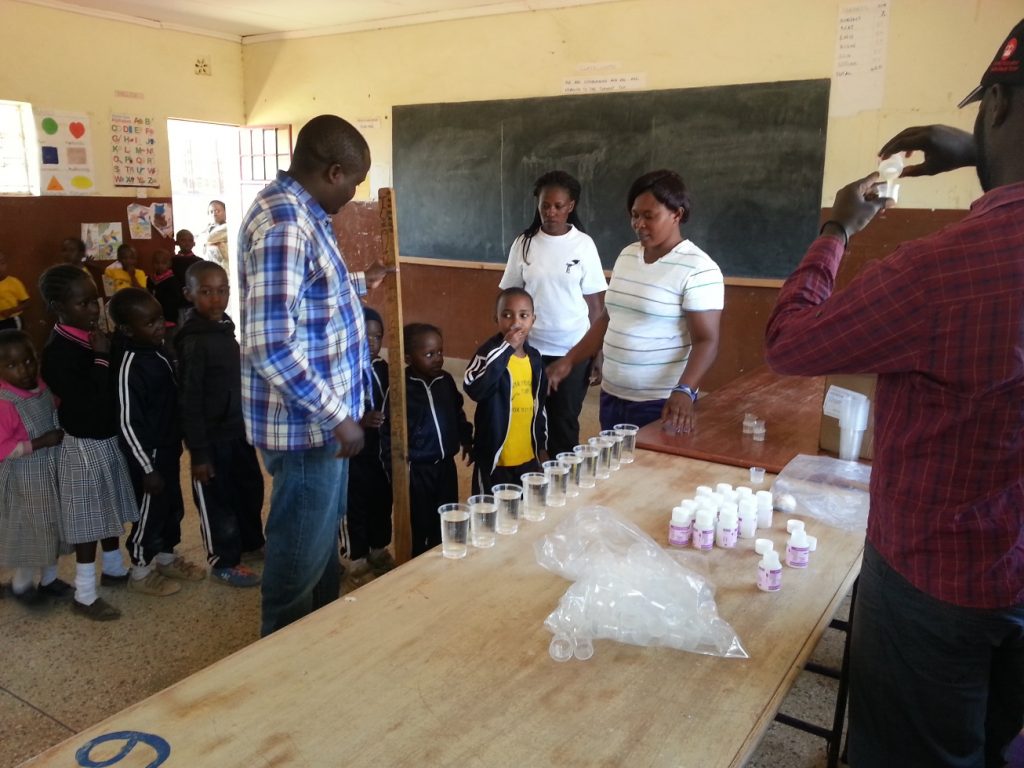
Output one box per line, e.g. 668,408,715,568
672,384,698,402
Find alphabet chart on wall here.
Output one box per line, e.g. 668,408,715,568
111,113,159,187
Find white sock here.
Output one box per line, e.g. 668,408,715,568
154,551,176,566
75,562,97,605
102,549,128,576
12,567,36,594
131,564,153,580
40,564,59,586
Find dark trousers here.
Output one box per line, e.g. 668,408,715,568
346,454,392,560
192,437,266,569
126,446,185,567
408,457,458,557
472,458,542,496
541,355,591,457
848,542,1024,768
598,391,666,431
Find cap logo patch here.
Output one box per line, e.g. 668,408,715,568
1001,38,1018,60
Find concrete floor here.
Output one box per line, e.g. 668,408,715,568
0,359,850,767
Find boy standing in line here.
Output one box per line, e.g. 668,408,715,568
464,287,548,494
175,262,265,587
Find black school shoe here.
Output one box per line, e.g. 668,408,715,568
12,586,46,607
71,597,121,621
100,572,130,586
38,578,73,599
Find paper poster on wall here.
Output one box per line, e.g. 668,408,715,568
150,202,173,238
829,0,891,117
82,222,123,261
127,203,152,239
36,110,95,195
111,113,159,187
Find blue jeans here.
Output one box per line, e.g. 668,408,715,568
598,391,666,431
260,444,348,637
849,542,1024,768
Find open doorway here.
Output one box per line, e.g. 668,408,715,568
167,118,242,321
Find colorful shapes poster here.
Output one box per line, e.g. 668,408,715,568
36,110,95,195
111,113,158,187
82,223,123,261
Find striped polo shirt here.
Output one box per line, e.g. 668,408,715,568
602,240,724,401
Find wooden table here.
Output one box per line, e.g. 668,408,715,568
637,367,826,474
27,452,862,768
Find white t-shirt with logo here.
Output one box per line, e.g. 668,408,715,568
499,226,607,356
601,240,724,402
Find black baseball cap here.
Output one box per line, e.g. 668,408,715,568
958,18,1024,108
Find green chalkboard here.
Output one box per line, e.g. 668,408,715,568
393,79,829,279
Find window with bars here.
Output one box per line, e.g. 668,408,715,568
0,100,39,195
239,124,291,186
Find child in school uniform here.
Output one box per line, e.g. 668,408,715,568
174,262,265,587
0,330,69,604
345,307,394,585
102,244,149,296
0,251,30,331
109,288,203,596
404,322,473,557
172,230,202,284
38,265,138,621
464,287,549,494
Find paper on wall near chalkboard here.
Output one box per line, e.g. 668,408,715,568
563,73,646,94
830,0,891,117
127,203,152,239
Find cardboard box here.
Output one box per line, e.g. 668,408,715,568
818,374,876,461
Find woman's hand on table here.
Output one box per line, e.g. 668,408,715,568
661,391,695,434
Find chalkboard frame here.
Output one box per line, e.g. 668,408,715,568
393,79,829,279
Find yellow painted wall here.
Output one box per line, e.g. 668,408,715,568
0,0,244,197
243,0,1021,210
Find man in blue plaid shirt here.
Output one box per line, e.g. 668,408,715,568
238,115,390,636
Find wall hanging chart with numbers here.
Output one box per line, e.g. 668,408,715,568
111,113,159,187
36,110,95,195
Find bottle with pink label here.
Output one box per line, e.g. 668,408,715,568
692,509,715,551
668,507,693,547
715,508,738,548
757,550,783,592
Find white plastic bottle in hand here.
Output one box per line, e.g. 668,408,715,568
878,153,904,202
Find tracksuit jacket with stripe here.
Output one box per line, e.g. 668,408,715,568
114,338,181,474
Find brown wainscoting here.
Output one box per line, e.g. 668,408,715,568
0,195,175,350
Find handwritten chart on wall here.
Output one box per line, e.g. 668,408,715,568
111,114,159,187
393,79,830,279
36,110,95,195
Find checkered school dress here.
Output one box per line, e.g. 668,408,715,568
58,434,138,544
0,385,68,567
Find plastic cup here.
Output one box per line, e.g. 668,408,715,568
742,412,758,435
468,494,497,548
492,484,522,535
573,444,598,488
752,419,766,442
556,452,582,497
599,429,623,471
520,473,549,521
839,428,866,461
588,436,613,479
438,503,470,559
838,393,869,460
613,423,639,464
749,466,766,484
543,460,568,507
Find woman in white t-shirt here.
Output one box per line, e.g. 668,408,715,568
499,171,608,456
548,170,723,434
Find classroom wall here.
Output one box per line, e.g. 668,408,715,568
0,0,245,198
240,0,1020,387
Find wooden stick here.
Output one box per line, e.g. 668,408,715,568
378,189,411,565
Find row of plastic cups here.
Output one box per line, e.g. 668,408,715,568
436,424,640,558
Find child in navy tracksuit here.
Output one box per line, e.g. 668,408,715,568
174,262,265,588
109,288,203,596
464,287,548,495
404,323,472,557
345,307,394,582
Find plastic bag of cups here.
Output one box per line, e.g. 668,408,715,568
535,506,748,662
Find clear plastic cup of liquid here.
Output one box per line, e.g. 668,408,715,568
491,483,522,535
598,429,623,471
573,444,599,489
556,452,582,497
438,503,470,559
588,436,613,479
468,494,497,548
613,423,639,464
520,472,549,521
543,460,569,507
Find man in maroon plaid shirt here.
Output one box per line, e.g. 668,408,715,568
766,19,1024,768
